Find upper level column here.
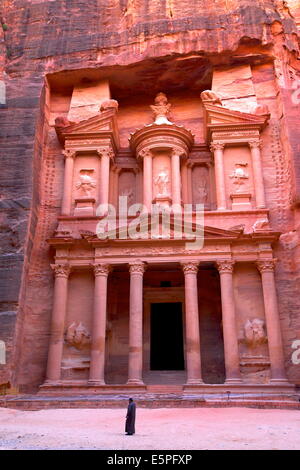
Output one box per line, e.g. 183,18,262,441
171,149,182,207
139,149,153,212
97,147,114,207
61,150,76,215
210,143,226,211
249,140,266,209
256,260,287,382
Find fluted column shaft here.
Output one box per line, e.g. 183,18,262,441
257,260,287,381
46,264,70,382
211,143,226,210
61,150,75,215
249,140,266,209
127,261,145,385
89,264,111,384
182,261,203,385
216,260,241,383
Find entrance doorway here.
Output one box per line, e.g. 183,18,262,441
150,302,184,370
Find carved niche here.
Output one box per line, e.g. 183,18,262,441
192,165,210,208
118,170,137,206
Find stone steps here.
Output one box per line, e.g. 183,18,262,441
0,394,299,411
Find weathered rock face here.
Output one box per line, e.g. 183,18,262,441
0,0,300,392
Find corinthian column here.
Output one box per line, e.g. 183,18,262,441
256,260,287,382
46,264,70,383
249,140,266,209
139,149,152,212
97,148,113,207
210,142,226,210
89,263,111,385
127,260,145,385
181,261,203,385
171,149,182,207
216,260,241,383
61,150,76,215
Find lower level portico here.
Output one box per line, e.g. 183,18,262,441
40,228,294,395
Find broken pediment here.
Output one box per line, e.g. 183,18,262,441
200,91,270,141
55,104,119,150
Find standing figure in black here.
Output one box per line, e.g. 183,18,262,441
125,398,136,435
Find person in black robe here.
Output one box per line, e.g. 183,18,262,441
125,398,136,435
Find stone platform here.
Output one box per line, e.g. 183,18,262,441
1,387,299,411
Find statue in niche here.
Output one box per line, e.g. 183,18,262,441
150,92,172,124
76,169,96,197
154,167,170,196
229,162,249,192
121,187,135,206
241,319,268,348
65,322,91,350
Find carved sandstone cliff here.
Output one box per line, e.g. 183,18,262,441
0,0,299,391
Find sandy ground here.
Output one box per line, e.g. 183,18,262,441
0,407,299,450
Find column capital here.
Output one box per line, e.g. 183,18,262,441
62,149,76,159
256,259,277,273
128,260,146,275
171,147,186,158
96,147,114,159
93,263,112,277
181,261,199,274
210,142,225,152
249,139,262,150
51,264,70,278
216,259,235,273
138,148,152,159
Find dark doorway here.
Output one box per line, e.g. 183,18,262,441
150,302,184,370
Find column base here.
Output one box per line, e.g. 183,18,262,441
42,380,63,387
185,379,204,386
270,378,290,385
126,379,145,386
88,380,106,386
225,378,243,385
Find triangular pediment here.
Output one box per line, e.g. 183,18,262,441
85,219,244,244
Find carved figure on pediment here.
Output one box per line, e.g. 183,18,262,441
252,218,270,232
241,319,267,347
229,163,249,192
229,224,245,233
55,116,73,128
150,93,172,124
76,169,96,197
65,322,91,350
200,90,222,105
100,99,119,112
154,167,170,196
